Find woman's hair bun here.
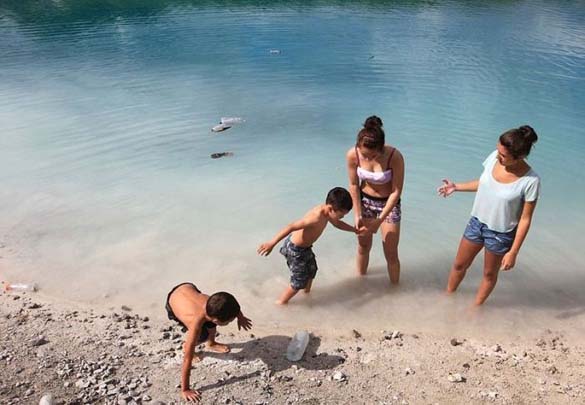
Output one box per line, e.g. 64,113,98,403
519,125,538,144
364,115,383,130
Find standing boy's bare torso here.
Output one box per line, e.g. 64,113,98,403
290,205,329,247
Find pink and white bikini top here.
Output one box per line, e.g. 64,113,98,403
355,146,395,185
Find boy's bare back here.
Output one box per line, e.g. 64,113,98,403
168,284,207,329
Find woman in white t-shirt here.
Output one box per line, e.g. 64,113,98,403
437,125,540,305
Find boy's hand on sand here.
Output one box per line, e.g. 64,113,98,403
257,242,274,256
181,389,201,402
237,314,253,331
437,179,456,197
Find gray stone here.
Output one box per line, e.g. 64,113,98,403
39,394,54,405
30,336,48,347
447,373,466,383
450,338,462,346
332,371,347,382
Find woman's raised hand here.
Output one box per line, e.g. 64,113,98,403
437,179,456,197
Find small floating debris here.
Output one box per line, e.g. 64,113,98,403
220,117,245,125
269,49,281,55
211,152,234,159
211,117,245,133
211,123,232,133
368,55,375,60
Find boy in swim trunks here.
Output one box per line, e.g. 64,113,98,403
165,283,252,402
257,187,364,304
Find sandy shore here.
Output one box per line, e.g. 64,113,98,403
1,291,584,405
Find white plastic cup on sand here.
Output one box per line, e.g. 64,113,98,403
286,331,310,361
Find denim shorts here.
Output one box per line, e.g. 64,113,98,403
463,216,516,255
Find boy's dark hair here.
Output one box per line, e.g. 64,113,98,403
326,187,353,212
206,292,240,322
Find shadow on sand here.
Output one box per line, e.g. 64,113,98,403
196,334,344,391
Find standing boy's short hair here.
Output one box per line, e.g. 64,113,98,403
326,187,353,212
206,292,240,322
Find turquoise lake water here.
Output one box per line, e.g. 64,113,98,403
1,0,584,336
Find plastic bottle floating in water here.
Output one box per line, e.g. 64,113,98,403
2,282,37,292
286,330,310,361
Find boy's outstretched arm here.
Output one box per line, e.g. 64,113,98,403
180,322,203,402
257,216,314,256
329,218,361,234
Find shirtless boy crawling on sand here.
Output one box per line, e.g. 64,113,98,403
258,187,365,304
166,283,252,402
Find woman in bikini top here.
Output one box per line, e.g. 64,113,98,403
346,115,405,284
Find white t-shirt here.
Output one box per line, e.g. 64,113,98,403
470,150,540,233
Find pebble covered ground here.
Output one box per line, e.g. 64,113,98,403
1,292,584,405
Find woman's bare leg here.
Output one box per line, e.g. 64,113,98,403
381,221,401,284
356,232,373,276
446,238,484,293
474,249,504,305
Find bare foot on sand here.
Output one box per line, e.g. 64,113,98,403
206,342,230,353
275,299,288,305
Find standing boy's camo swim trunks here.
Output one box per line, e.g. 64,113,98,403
279,235,318,290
